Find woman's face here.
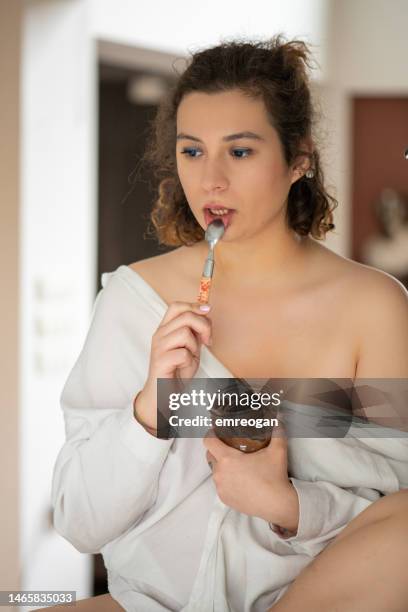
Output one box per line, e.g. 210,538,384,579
176,88,303,242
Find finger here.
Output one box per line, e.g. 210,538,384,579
160,347,196,373
159,301,212,328
206,450,216,463
159,311,212,347
206,450,217,473
203,434,237,459
159,327,200,358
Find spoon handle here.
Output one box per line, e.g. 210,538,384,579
197,275,212,304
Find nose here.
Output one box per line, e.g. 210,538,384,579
200,157,229,193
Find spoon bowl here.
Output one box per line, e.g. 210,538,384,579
205,219,225,249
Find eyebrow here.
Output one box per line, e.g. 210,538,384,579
176,131,265,143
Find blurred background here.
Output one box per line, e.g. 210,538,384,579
1,0,407,609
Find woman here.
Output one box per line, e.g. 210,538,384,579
52,36,408,611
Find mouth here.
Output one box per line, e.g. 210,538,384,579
203,205,236,229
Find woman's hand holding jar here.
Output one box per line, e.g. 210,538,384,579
205,422,300,534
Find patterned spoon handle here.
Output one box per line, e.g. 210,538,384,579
197,275,212,304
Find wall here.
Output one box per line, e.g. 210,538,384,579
19,0,96,602
329,0,408,91
90,0,331,80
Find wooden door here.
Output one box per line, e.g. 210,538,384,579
351,97,408,287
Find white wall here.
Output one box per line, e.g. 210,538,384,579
90,0,331,80
329,0,408,91
20,0,96,602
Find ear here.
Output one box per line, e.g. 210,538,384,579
289,138,314,186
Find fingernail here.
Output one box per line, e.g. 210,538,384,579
199,304,211,312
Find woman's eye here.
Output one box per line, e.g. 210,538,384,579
180,148,202,158
231,148,252,159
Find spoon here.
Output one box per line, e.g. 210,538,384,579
197,219,225,304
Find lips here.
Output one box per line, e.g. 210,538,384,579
203,204,236,229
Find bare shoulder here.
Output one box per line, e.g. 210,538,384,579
128,242,203,279
128,242,206,303
352,264,408,310
351,264,408,377
310,240,408,377
333,253,407,377
129,248,180,277
333,249,408,317
311,239,408,306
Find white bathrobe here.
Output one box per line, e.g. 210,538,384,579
51,265,408,612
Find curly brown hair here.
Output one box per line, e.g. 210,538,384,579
141,34,337,247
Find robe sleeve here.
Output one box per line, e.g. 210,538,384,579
268,410,408,554
269,478,377,552
51,273,174,554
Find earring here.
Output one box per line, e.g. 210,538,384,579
305,169,315,179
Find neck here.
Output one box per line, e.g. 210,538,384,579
200,224,313,291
